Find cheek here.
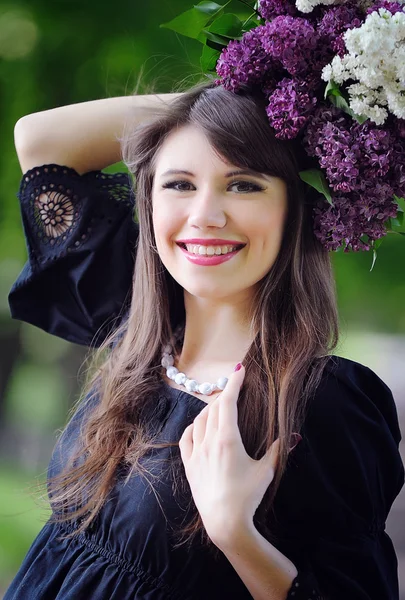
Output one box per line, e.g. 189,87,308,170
152,204,178,252
243,204,286,248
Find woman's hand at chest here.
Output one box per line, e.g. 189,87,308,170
178,364,279,548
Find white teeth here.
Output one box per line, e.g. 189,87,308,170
184,244,238,255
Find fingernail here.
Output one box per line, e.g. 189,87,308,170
289,433,302,452
234,363,243,372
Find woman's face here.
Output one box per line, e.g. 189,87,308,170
151,124,288,303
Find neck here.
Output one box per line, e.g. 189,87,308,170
173,291,256,381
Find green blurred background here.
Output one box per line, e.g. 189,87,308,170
0,0,404,597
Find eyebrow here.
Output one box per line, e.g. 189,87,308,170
160,168,272,180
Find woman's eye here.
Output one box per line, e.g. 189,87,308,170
161,180,264,193
162,180,194,192
229,181,264,193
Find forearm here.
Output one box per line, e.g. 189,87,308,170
216,522,298,600
14,93,180,175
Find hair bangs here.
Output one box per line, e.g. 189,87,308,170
188,85,300,183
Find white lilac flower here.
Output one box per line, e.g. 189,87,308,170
295,0,341,13
266,0,405,15
347,84,388,125
295,0,405,14
322,8,405,124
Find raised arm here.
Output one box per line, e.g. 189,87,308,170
14,93,181,175
10,92,180,346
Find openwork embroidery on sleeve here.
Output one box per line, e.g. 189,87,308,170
26,168,83,252
35,190,75,238
18,164,135,262
94,172,133,204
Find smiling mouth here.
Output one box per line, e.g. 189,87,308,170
176,243,246,255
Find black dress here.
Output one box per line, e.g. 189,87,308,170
6,164,405,600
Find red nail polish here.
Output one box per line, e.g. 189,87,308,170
234,363,243,372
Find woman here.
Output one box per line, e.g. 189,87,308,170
6,81,404,599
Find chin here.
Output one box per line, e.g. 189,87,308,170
180,281,231,298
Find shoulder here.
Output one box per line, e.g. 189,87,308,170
306,354,402,446
288,355,404,533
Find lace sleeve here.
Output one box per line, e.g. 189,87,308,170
8,163,138,347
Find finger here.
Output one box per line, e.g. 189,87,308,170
218,364,245,433
205,396,220,433
179,423,194,462
192,403,209,445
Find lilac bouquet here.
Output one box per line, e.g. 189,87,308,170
162,0,405,263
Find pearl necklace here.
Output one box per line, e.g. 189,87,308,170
161,325,229,396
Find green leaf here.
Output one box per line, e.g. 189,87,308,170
352,113,368,125
390,213,404,228
332,94,351,112
194,1,225,15
374,237,384,250
329,94,367,123
206,13,244,38
393,195,405,215
205,37,229,51
324,80,341,99
161,9,213,39
160,1,230,41
202,28,241,45
370,247,378,272
238,0,260,12
242,13,262,31
387,196,405,230
201,44,220,71
369,238,384,272
325,81,368,124
299,169,333,205
202,30,233,44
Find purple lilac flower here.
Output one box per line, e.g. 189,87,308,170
213,0,403,253
265,78,318,139
393,129,405,198
396,119,405,139
317,3,363,56
313,196,359,252
359,123,394,180
303,105,396,193
367,1,405,15
302,104,402,250
303,105,356,191
261,16,319,77
313,183,398,252
262,77,278,96
258,0,297,20
216,26,274,91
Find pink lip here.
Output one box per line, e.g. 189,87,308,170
178,245,243,266
176,238,245,246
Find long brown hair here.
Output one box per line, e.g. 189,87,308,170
47,80,339,557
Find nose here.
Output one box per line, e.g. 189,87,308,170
187,186,227,230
